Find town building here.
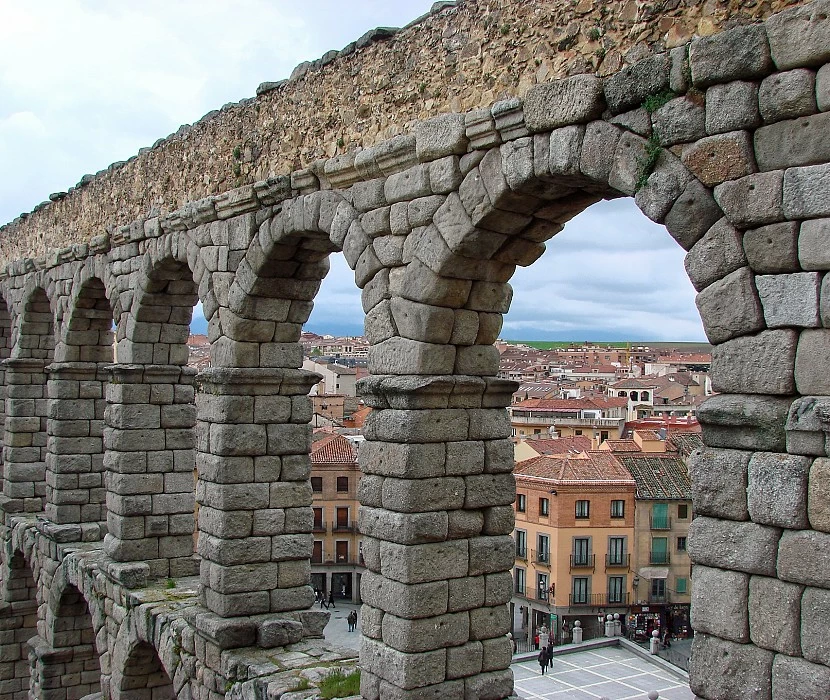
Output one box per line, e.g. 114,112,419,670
604,431,702,641
303,358,358,396
509,397,628,442
511,451,637,646
309,432,363,603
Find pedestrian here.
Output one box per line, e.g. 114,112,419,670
320,593,328,609
538,646,550,675
349,610,358,631
662,627,671,649
328,590,336,608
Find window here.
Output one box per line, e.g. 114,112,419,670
678,503,689,519
515,530,527,559
536,534,550,564
608,576,625,604
676,577,688,594
572,537,590,566
608,537,625,566
539,497,549,516
641,391,650,401
575,500,590,519
600,430,609,442
651,577,666,601
515,567,526,595
575,429,583,436
336,507,350,529
517,494,527,512
537,572,549,600
336,476,349,493
312,540,323,564
335,540,349,563
311,477,323,493
313,507,324,530
572,577,589,604
651,503,669,529
651,537,669,564
610,500,625,518
676,536,687,551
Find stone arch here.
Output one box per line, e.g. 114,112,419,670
103,232,199,579
192,193,349,621
117,233,200,366
4,283,57,513
57,274,116,364
0,293,14,484
14,282,56,361
217,191,347,368
0,550,38,700
45,271,116,530
33,582,102,700
110,639,174,700
351,117,719,697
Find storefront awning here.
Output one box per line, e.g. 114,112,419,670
638,567,669,579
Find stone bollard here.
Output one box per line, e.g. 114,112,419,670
613,612,622,637
572,620,583,644
605,614,615,638
650,629,660,654
648,691,660,699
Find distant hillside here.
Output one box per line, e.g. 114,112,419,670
506,340,713,353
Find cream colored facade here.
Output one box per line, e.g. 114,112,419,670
511,459,637,645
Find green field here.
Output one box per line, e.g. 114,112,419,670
505,340,713,352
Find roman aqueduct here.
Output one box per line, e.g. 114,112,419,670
0,0,829,697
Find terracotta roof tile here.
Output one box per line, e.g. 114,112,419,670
526,436,593,455
666,432,705,458
603,439,641,452
310,434,357,464
516,452,635,484
616,454,691,500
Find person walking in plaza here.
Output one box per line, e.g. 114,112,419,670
538,646,551,675
328,590,336,608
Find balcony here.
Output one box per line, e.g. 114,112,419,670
330,521,358,533
569,592,631,607
532,549,551,566
317,554,365,566
510,415,623,428
649,551,671,565
649,592,668,604
605,553,630,570
569,554,596,571
650,515,672,530
515,587,550,602
312,521,328,533
515,544,528,560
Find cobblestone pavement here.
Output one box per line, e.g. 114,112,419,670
513,645,695,699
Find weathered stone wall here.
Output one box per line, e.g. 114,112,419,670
0,0,804,265
0,1,829,698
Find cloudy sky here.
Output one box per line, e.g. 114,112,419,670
0,1,706,343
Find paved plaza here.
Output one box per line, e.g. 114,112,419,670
513,645,695,700
324,605,695,699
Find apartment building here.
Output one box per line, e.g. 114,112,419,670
509,397,628,443
303,359,358,396
511,452,637,645
606,432,700,640
309,432,363,602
